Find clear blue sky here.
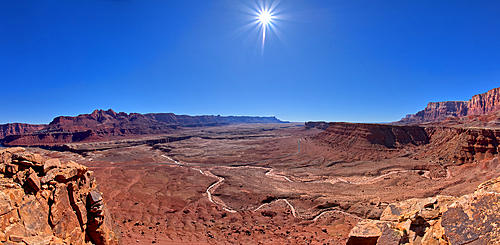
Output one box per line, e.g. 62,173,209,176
1,0,499,124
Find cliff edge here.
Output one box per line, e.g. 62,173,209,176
0,147,121,244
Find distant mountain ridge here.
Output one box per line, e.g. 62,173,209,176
0,123,46,139
396,87,500,125
1,109,287,146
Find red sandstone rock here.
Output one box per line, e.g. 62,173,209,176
347,175,500,244
44,158,61,173
11,152,45,167
0,123,45,139
0,148,121,244
26,168,40,192
313,122,500,164
314,122,429,149
396,87,500,125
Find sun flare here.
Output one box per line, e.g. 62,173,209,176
259,11,272,25
234,0,283,55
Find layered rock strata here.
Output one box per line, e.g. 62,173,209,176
396,87,500,125
0,147,121,244
0,123,45,139
347,174,500,244
313,122,500,164
314,122,429,149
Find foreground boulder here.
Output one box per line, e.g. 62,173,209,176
0,147,121,244
347,175,500,245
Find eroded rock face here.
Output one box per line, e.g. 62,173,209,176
398,101,469,125
347,175,500,245
0,123,45,139
396,87,500,125
314,122,429,149
468,87,500,116
0,147,121,244
313,122,500,164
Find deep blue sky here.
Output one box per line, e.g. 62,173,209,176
1,0,499,124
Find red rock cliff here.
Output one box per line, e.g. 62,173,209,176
396,87,500,125
0,123,45,139
314,122,429,149
313,122,500,164
468,87,500,115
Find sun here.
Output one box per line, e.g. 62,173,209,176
259,10,273,25
232,0,284,55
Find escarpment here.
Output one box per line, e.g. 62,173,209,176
397,87,500,125
0,123,45,139
0,147,121,244
313,122,429,149
313,122,500,164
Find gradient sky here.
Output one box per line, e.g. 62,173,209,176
1,0,500,124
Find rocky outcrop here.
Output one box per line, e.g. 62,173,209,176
0,123,45,139
347,174,500,245
0,147,121,244
2,109,287,146
396,87,500,125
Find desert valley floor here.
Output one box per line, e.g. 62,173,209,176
18,122,500,244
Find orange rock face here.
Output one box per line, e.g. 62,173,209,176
0,147,121,244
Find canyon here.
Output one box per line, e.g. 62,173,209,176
2,86,500,244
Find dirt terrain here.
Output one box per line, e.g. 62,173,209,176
2,87,500,244
19,121,500,244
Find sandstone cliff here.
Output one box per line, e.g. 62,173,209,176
313,122,500,164
2,109,287,147
0,147,121,244
347,169,500,244
0,123,45,139
314,122,429,149
468,87,500,115
396,87,500,125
